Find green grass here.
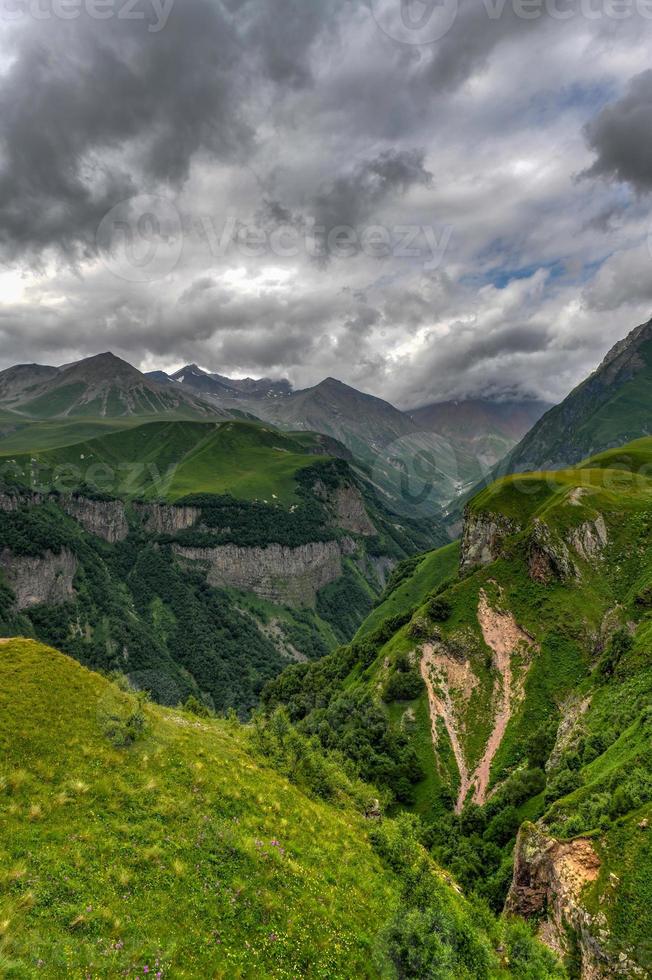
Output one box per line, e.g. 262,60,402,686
0,640,561,979
357,542,460,637
0,639,399,978
0,418,156,454
0,419,328,504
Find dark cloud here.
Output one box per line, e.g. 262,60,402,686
0,3,252,261
583,70,652,193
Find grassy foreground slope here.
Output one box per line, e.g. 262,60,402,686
0,640,561,979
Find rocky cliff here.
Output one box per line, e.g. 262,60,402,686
0,547,77,609
0,492,128,543
313,480,377,536
133,503,201,534
60,497,129,543
459,509,520,575
506,823,644,979
173,539,350,607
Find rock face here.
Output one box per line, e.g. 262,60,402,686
0,548,77,609
329,484,376,536
459,509,520,574
527,519,577,583
569,517,608,562
60,497,129,543
133,503,201,535
0,492,128,543
173,540,349,607
506,824,641,979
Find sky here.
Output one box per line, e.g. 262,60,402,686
1,0,652,409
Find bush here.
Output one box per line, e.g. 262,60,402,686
383,669,424,703
598,628,634,678
427,596,452,622
101,691,148,748
544,766,583,805
183,694,214,718
408,616,430,640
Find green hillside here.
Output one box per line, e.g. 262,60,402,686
0,419,444,713
265,437,652,975
0,420,327,504
502,320,652,474
0,639,561,979
357,541,460,637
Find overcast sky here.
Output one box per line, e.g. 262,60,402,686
1,0,652,408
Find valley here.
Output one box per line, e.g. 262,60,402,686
0,336,651,978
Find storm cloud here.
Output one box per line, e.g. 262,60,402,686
0,0,651,407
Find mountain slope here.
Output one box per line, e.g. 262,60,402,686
265,438,652,975
0,417,445,706
504,317,652,472
0,354,225,420
410,399,551,469
0,639,561,978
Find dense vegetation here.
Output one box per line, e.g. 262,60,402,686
264,437,652,973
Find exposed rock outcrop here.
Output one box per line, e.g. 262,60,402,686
527,519,577,583
421,592,537,813
506,823,643,978
133,503,201,535
313,480,377,536
173,539,350,608
0,547,77,609
0,491,128,543
546,694,592,772
569,517,608,562
460,509,520,574
60,497,129,543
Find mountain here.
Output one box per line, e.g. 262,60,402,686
0,353,225,420
265,437,652,975
171,363,292,401
504,316,652,473
410,398,552,468
0,416,444,710
0,362,59,405
0,638,559,977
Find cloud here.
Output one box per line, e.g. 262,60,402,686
583,70,652,193
1,0,652,412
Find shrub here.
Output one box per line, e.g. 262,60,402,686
598,628,634,678
383,669,424,703
408,616,430,640
427,596,452,622
101,691,148,748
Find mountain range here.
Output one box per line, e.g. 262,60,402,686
0,353,552,514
